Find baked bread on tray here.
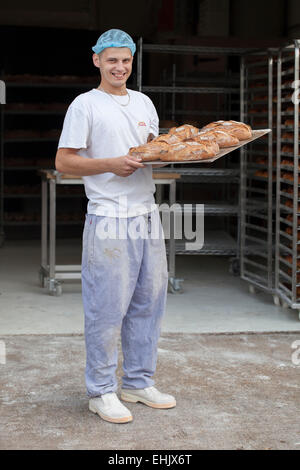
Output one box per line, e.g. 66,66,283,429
129,141,168,161
201,120,252,140
168,124,199,140
160,140,219,161
153,133,182,145
128,120,252,162
191,129,239,148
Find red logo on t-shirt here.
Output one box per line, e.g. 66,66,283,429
138,122,146,126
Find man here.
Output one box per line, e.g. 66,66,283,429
55,29,176,424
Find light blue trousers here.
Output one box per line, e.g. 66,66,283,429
81,209,168,397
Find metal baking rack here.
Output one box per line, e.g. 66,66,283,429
137,39,253,277
39,170,181,295
0,76,97,242
240,49,277,297
274,40,300,318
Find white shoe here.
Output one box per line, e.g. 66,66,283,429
89,392,133,423
121,386,176,409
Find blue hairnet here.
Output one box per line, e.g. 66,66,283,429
92,29,136,56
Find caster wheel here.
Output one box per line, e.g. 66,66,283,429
49,282,62,296
249,285,256,294
168,283,177,294
168,278,183,294
38,269,45,288
273,295,281,306
229,258,240,276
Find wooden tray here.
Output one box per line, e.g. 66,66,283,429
144,129,271,165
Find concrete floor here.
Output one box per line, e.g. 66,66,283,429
0,240,300,335
1,332,299,450
1,240,300,450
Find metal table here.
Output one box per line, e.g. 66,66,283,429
39,170,181,295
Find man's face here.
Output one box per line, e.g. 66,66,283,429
94,47,133,90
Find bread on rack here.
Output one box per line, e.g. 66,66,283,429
191,129,239,148
160,140,219,161
255,157,267,165
282,132,294,140
282,145,294,154
281,172,293,181
286,105,299,112
285,226,300,240
254,170,268,178
169,124,199,140
254,170,276,180
201,120,252,140
282,159,300,169
284,255,300,268
284,119,300,127
129,141,169,161
285,200,300,211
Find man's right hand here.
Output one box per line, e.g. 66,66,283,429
109,155,146,177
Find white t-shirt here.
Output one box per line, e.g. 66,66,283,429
58,88,159,217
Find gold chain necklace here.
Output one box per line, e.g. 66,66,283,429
99,87,130,107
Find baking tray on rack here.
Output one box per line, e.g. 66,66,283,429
145,129,271,165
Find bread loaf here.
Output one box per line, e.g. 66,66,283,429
282,132,293,140
282,159,300,169
285,226,300,240
282,145,293,154
285,200,300,210
160,140,218,161
285,255,300,268
194,129,239,148
129,141,169,161
284,119,300,127
169,124,199,140
153,133,182,145
201,120,252,140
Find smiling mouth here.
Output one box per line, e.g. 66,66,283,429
112,72,126,79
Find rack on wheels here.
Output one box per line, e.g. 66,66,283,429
240,41,300,320
39,170,180,296
240,48,277,295
274,40,300,318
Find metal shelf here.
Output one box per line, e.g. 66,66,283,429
165,230,238,256
4,109,66,115
154,168,240,177
5,81,96,89
142,44,249,55
3,193,85,198
3,137,59,143
142,86,238,94
4,220,84,226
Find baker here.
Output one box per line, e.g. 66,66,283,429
55,28,176,424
